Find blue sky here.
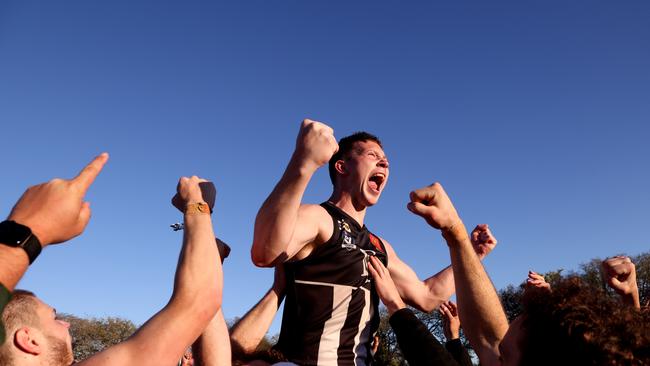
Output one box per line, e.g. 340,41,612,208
1,1,649,335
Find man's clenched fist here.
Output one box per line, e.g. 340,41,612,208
172,176,211,212
602,256,640,309
602,256,638,297
406,183,462,235
294,119,339,171
471,224,497,258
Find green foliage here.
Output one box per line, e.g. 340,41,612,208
59,314,137,362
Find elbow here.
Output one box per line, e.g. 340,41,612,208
251,246,275,267
408,295,444,313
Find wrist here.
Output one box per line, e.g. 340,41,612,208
184,202,210,215
289,152,320,176
385,298,406,316
441,220,467,244
0,220,43,264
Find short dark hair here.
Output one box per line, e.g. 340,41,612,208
328,132,382,186
519,278,650,365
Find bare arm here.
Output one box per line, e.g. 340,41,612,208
385,242,454,312
79,176,222,366
251,119,338,266
408,183,508,366
230,265,285,355
386,225,497,313
0,153,109,291
193,309,231,366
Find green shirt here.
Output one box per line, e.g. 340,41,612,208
0,283,10,344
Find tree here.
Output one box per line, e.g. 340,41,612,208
59,314,137,362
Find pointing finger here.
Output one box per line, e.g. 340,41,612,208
72,153,109,193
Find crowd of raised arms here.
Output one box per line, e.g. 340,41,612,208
0,120,648,366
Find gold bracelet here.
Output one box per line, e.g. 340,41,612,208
185,202,210,215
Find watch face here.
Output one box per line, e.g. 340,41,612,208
0,221,32,247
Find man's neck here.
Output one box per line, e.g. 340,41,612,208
328,190,367,227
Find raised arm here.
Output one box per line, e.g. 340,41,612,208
602,256,641,310
79,176,222,366
0,153,108,292
252,119,338,266
407,183,508,366
230,265,286,356
386,224,497,312
192,309,231,366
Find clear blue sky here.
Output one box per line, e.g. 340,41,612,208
1,1,649,335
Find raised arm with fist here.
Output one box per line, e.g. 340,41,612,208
293,119,339,172
602,255,640,310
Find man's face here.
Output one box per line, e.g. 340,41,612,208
339,140,389,207
35,299,74,365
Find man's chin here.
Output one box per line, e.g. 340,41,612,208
363,192,382,206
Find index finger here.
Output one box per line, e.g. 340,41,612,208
72,153,109,193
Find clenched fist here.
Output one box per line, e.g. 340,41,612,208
294,119,339,171
8,153,109,246
602,256,639,301
406,183,462,235
172,176,212,212
471,224,497,258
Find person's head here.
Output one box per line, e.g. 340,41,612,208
328,132,389,207
0,290,73,366
498,278,650,365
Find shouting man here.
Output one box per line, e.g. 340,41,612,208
252,120,496,365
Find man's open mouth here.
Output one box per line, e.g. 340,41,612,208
368,172,386,192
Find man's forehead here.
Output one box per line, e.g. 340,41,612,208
353,140,385,153
35,298,53,314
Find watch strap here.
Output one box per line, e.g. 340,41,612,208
0,220,42,264
21,234,42,264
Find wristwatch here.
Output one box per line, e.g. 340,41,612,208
0,220,42,264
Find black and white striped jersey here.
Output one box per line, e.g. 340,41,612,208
275,202,388,366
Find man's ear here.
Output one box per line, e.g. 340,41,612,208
14,327,42,355
335,159,347,175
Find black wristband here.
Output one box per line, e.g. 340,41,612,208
0,220,42,264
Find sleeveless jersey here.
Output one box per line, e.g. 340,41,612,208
275,202,388,366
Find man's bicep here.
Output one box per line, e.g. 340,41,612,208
384,241,423,300
284,204,331,261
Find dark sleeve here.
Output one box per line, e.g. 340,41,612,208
0,283,10,344
445,338,473,366
389,308,460,366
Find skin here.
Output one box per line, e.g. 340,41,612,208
526,271,551,291
194,266,286,366
406,182,509,366
11,299,74,365
8,176,223,366
252,120,496,312
601,256,641,310
440,301,461,341
0,153,109,291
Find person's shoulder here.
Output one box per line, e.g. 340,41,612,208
299,203,329,218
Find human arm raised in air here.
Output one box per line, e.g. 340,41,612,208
78,176,222,366
385,223,497,313
252,119,338,267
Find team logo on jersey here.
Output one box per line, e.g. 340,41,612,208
368,233,384,253
342,233,356,251
342,221,351,233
